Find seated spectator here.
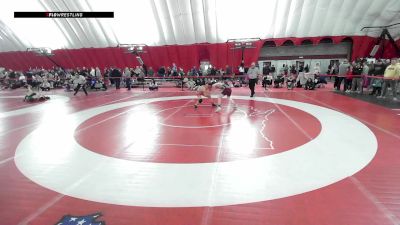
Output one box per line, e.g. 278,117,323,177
18,73,27,86
178,68,185,77
262,74,273,88
304,78,316,90
149,79,158,91
148,67,154,76
233,79,241,87
93,78,107,91
186,78,197,90
158,66,166,77
40,78,51,91
287,74,295,90
273,72,285,88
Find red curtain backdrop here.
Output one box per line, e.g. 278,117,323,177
0,36,398,71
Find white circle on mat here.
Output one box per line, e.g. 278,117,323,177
14,96,377,207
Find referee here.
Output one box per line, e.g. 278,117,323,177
247,62,261,97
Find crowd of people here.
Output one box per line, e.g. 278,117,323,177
0,58,399,101
260,62,328,91
258,58,400,101
330,58,400,101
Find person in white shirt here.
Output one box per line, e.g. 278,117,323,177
74,74,88,96
95,67,101,78
247,62,261,97
18,73,26,85
90,67,95,77
124,67,132,90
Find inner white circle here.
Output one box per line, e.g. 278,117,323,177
14,96,377,207
155,105,247,128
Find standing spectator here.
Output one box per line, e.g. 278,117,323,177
290,65,296,76
47,71,54,89
95,67,101,78
110,67,122,89
263,64,270,76
396,59,400,95
361,60,370,93
378,59,399,101
296,64,306,87
270,65,276,78
279,64,286,77
103,68,110,86
124,67,132,90
283,64,289,76
313,62,321,75
351,61,363,93
335,60,350,91
369,60,385,96
247,62,261,97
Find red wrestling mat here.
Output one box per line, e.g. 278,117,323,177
0,88,399,225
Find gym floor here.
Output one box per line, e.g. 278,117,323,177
0,84,399,225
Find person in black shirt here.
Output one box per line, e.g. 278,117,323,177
110,67,122,89
351,61,363,93
369,60,385,96
158,66,166,77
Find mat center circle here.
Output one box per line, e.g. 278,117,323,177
74,99,322,163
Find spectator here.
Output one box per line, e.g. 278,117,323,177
124,67,132,90
172,63,178,76
369,60,385,96
110,67,122,89
238,64,245,75
95,67,101,78
360,60,370,93
335,60,350,91
225,65,232,76
90,67,95,77
296,65,306,87
158,66,166,77
166,67,172,77
351,61,363,93
270,65,276,77
396,59,400,94
148,67,154,76
191,66,198,76
378,59,399,101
